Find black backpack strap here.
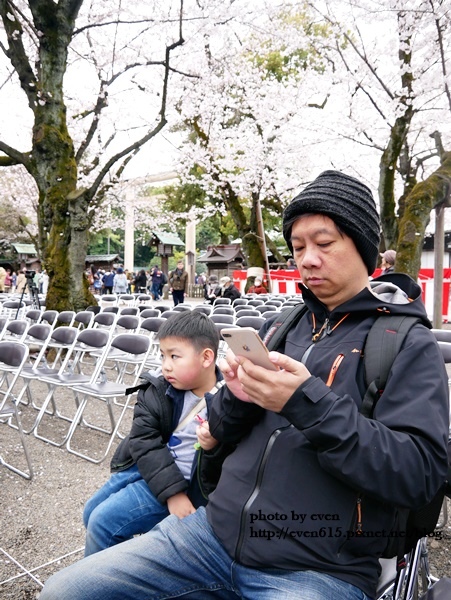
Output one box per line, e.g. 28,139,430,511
263,303,309,351
361,315,420,418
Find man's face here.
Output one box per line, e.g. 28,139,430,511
290,214,369,311
177,262,183,269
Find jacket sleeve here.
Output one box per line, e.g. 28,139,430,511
208,383,264,444
128,387,188,504
280,324,449,509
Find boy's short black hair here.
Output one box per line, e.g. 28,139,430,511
157,311,219,358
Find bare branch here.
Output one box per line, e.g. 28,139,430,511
86,1,186,200
0,140,30,168
0,0,38,109
430,0,451,113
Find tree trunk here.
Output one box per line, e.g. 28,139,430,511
396,152,451,278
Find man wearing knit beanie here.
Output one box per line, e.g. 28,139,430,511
40,170,448,600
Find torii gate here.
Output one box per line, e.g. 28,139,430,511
122,172,197,283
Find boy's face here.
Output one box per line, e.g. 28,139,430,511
160,337,210,396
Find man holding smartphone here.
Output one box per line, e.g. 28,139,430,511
40,170,449,600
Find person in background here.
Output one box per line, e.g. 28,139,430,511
113,267,128,295
102,269,115,295
168,260,188,306
38,269,49,295
286,257,297,270
4,268,12,292
218,276,241,302
204,274,220,304
150,265,164,301
247,276,267,295
133,269,148,294
380,249,396,274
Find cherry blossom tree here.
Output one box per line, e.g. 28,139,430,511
0,0,187,309
308,0,451,277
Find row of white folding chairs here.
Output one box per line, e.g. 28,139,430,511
1,323,158,478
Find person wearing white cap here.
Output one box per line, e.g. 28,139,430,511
380,250,396,274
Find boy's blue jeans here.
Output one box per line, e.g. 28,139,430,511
41,508,369,600
83,464,169,556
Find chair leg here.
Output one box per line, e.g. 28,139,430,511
66,394,134,464
1,406,33,480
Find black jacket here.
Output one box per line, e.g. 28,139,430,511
206,274,449,598
111,370,230,507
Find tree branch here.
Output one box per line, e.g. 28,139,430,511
85,1,185,200
0,140,30,168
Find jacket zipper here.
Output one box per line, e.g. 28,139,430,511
337,494,363,555
236,425,292,560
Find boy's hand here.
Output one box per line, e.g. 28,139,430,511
167,492,196,519
196,421,218,451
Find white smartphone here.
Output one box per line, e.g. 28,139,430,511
220,327,278,371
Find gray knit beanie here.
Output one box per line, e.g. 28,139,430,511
283,170,381,275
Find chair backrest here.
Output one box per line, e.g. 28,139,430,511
111,333,150,356
25,323,53,343
256,305,279,314
160,310,180,320
210,314,235,325
115,315,141,333
100,294,118,305
261,310,280,320
57,310,76,326
233,309,261,318
76,327,111,349
0,339,28,368
140,308,161,319
213,297,232,306
265,300,283,308
140,317,166,334
86,305,101,315
248,299,265,307
119,306,140,316
438,341,451,363
154,305,171,313
212,307,235,316
93,312,117,328
232,298,248,307
192,305,213,316
172,305,192,312
25,309,43,323
41,309,59,326
432,329,451,343
74,311,95,329
235,316,265,330
102,305,119,314
50,325,79,346
3,319,29,340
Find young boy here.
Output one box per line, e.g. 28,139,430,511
82,311,223,556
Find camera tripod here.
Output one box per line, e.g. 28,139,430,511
16,275,41,318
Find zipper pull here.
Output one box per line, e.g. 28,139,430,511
356,497,363,535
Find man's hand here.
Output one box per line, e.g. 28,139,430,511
219,350,311,412
166,493,196,519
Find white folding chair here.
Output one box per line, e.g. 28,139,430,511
0,340,33,480
32,328,112,447
65,333,153,463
